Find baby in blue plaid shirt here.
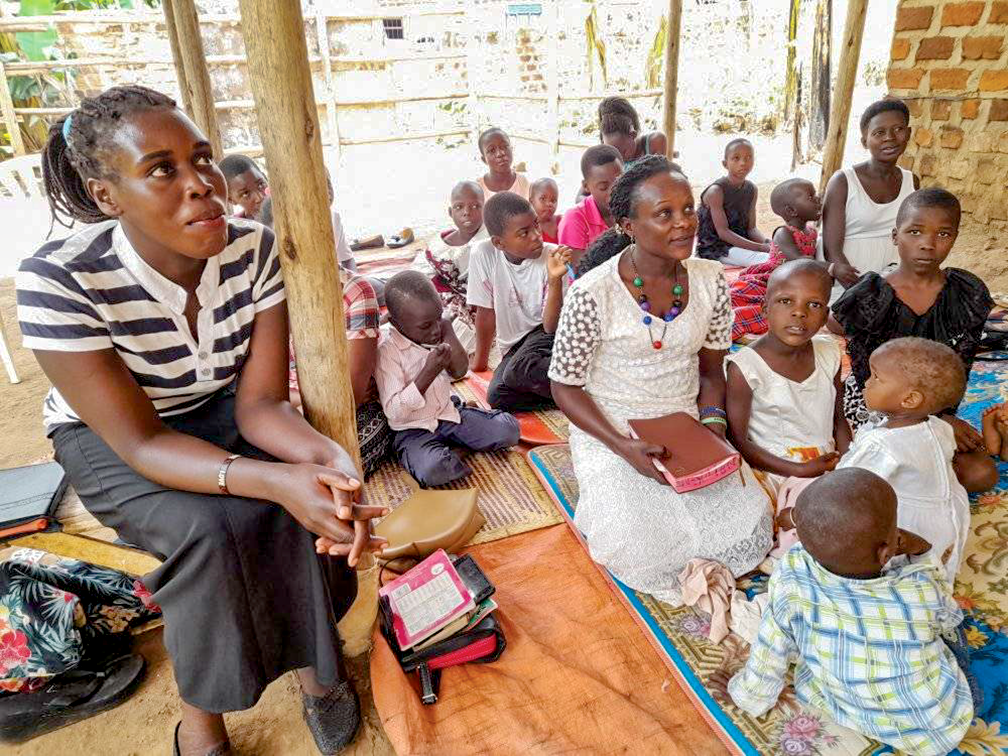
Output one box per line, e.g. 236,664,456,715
710,468,973,756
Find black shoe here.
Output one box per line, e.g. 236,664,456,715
0,653,145,743
301,680,360,754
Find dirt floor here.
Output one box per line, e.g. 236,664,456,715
1,198,1005,755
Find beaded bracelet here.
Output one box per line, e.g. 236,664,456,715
699,405,727,419
700,416,728,428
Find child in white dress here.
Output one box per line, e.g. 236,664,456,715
836,337,970,582
726,260,851,559
727,260,850,488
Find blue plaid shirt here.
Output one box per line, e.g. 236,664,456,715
728,547,973,756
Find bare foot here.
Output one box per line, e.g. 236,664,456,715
178,704,230,756
982,404,1002,457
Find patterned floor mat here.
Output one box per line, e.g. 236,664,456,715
527,359,1008,756
458,371,569,445
366,446,562,547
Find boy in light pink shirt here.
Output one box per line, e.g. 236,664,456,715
558,144,623,255
376,271,520,487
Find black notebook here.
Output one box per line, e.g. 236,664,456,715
0,462,68,538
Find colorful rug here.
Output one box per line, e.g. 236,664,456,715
459,371,569,446
365,448,562,547
526,359,1008,755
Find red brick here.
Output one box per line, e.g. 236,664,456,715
961,98,981,118
980,68,1008,91
992,1,1008,22
942,2,985,26
919,153,938,176
896,5,934,30
991,99,1008,120
939,125,964,148
931,67,971,90
891,37,911,61
962,35,1004,59
916,35,955,59
976,160,1000,184
931,99,952,119
906,98,925,117
898,155,916,171
888,67,925,89
915,126,934,146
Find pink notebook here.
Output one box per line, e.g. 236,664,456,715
378,549,475,651
628,413,741,493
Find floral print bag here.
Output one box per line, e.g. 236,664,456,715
0,548,161,694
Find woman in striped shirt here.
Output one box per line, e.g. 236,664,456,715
16,86,382,755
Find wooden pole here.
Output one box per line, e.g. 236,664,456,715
819,0,868,194
809,0,832,152
661,0,683,160
0,61,26,157
546,1,561,174
160,0,194,118
169,0,222,158
237,0,372,653
313,8,341,160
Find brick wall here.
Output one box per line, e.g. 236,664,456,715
887,0,1008,226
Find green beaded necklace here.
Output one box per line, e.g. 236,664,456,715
629,248,684,350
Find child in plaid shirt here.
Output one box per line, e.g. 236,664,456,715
710,468,973,756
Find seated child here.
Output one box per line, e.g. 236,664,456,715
477,127,530,202
220,154,269,219
376,271,520,487
468,192,572,411
727,261,849,483
833,187,996,492
597,96,668,169
730,179,821,341
695,139,770,267
412,180,488,353
324,170,360,273
710,468,974,756
835,338,971,583
558,145,623,256
529,177,560,244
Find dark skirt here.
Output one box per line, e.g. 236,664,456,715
51,392,357,713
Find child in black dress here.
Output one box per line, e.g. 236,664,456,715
695,139,770,267
832,188,997,493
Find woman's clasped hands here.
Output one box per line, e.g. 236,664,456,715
272,462,388,567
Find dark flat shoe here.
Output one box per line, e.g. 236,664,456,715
349,234,384,252
0,653,145,743
172,721,231,756
302,680,360,754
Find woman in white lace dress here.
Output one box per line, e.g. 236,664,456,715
549,156,772,603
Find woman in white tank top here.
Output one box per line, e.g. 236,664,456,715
820,100,918,302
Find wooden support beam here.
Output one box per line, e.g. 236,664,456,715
313,8,341,164
661,0,683,160
0,61,26,157
161,0,193,118
819,0,868,193
169,0,222,158
545,0,561,174
236,0,372,651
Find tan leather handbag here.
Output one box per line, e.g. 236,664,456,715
374,488,485,560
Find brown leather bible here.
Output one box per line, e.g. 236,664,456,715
627,413,741,492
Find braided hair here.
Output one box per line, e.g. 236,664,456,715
597,96,640,140
607,154,687,228
42,85,176,230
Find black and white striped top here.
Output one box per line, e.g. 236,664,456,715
16,219,285,433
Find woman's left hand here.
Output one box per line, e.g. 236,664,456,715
944,415,985,453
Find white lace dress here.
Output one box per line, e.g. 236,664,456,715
548,254,772,603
